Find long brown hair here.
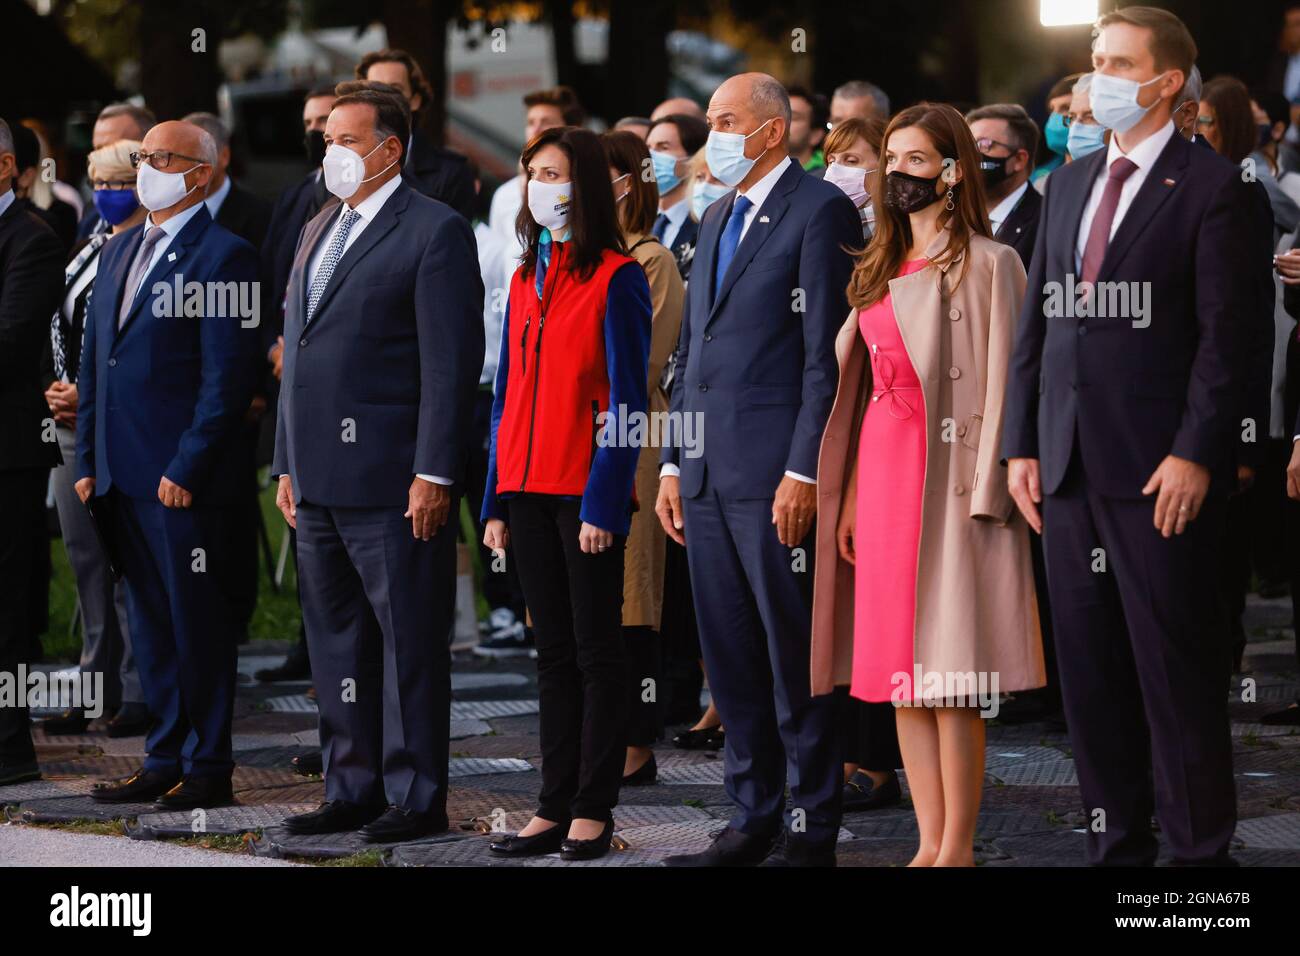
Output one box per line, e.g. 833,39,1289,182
601,129,657,236
847,103,991,310
515,126,627,281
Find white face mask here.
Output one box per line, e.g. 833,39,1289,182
527,178,572,232
823,162,871,208
706,119,774,187
136,161,203,212
322,140,395,200
612,172,631,203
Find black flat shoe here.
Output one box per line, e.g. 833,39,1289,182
0,760,41,786
560,819,615,861
291,750,323,776
106,703,152,738
672,726,721,750
40,709,91,735
842,770,901,812
91,768,181,803
283,800,385,835
155,776,235,810
489,820,568,857
358,806,449,843
622,752,658,786
255,653,311,682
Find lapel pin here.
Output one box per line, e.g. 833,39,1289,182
759,215,770,223
1162,178,1176,186
167,251,178,262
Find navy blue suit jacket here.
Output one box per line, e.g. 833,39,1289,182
661,162,861,499
1001,131,1273,498
75,204,261,504
272,180,484,507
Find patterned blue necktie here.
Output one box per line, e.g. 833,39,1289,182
306,208,361,320
652,212,670,242
713,194,752,302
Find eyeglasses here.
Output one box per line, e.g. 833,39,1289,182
129,150,208,171
974,137,1018,155
1061,114,1096,128
90,179,136,190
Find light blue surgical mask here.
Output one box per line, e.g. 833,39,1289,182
692,180,730,219
1089,71,1169,135
650,150,683,195
1067,121,1107,159
705,119,773,187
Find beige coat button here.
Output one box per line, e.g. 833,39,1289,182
954,484,966,496
948,367,961,379
949,308,961,321
956,424,967,437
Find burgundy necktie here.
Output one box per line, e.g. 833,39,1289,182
1080,157,1138,287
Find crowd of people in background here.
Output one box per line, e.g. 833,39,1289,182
2,2,1299,866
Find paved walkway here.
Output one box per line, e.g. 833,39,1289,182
3,597,1298,866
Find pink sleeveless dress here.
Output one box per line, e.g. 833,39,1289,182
849,259,929,703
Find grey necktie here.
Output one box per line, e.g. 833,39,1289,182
306,208,361,321
118,225,166,329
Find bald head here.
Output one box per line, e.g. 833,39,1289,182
710,73,792,134
705,73,790,190
651,96,704,122
137,120,215,219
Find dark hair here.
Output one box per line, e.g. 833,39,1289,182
1096,6,1197,81
1201,75,1257,164
788,84,831,139
355,48,434,118
1253,88,1291,128
305,84,337,102
847,102,991,310
516,126,626,281
602,129,657,236
523,86,586,126
10,122,39,172
964,103,1040,157
648,113,709,156
330,86,412,165
1047,72,1086,106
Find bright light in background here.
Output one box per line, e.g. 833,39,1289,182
1040,0,1099,27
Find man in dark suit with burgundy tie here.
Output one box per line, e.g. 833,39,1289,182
1002,8,1273,866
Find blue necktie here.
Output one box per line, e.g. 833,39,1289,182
652,212,670,242
306,208,360,321
714,194,751,302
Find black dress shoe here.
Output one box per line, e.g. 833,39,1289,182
155,776,235,810
359,806,449,843
489,820,568,857
106,703,152,739
1260,704,1300,726
283,800,385,835
560,819,615,861
91,768,182,803
254,653,311,682
622,752,658,786
0,760,41,786
842,770,902,812
759,829,837,867
672,726,723,750
661,825,776,867
291,750,323,776
41,709,91,735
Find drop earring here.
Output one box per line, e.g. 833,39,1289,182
945,187,955,211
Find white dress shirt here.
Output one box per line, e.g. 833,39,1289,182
1075,120,1176,272
203,175,232,220
989,181,1029,235
658,196,690,249
134,200,206,282
306,174,451,486
660,154,814,484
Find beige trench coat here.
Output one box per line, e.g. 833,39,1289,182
623,232,685,628
810,227,1045,700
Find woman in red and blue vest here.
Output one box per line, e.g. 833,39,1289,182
482,126,652,861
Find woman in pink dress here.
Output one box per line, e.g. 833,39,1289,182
809,104,1044,867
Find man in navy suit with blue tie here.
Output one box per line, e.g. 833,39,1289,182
656,73,862,867
273,88,483,843
76,121,261,810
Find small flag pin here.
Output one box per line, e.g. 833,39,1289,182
168,252,178,261
1162,178,1176,186
759,215,770,223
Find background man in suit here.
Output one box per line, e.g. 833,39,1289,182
1002,7,1272,865
647,113,708,279
76,103,156,240
356,48,476,221
273,88,483,843
0,118,66,786
656,73,861,867
75,120,260,810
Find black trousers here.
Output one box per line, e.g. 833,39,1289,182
623,625,662,747
1043,454,1236,865
507,494,627,821
0,469,47,763
215,421,261,640
834,689,901,771
660,537,704,723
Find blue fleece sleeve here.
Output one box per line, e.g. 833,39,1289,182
481,294,511,523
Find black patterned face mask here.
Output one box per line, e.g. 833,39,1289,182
883,170,944,214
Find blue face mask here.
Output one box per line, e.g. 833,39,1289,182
705,119,773,187
1089,71,1169,135
1067,121,1107,159
692,180,730,219
93,188,139,226
650,150,683,195
1044,112,1070,156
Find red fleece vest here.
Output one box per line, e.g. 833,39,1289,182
495,244,634,497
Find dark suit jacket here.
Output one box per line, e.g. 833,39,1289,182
214,181,272,251
1002,130,1273,499
668,215,699,281
260,172,333,355
994,184,1042,272
403,128,476,221
0,194,65,471
272,180,484,507
661,162,861,499
75,204,261,504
